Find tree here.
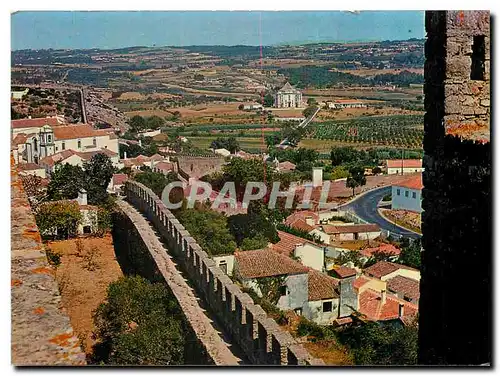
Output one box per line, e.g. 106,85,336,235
210,137,240,154
330,146,360,166
146,115,165,130
263,93,274,107
307,97,317,106
129,115,147,133
255,275,286,305
47,163,85,201
372,166,382,175
398,238,422,269
346,166,366,197
83,153,114,205
302,105,317,118
91,276,185,365
176,208,236,256
227,213,278,249
36,201,82,239
238,104,245,111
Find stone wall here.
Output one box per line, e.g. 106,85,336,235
11,154,86,365
124,180,324,365
420,11,491,365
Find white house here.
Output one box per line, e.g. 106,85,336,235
327,99,366,109
20,123,119,165
214,148,231,157
107,173,129,194
385,159,424,175
322,224,381,241
39,148,120,175
138,129,162,138
212,254,235,276
17,163,47,179
274,82,303,108
11,88,29,100
392,174,423,213
363,261,420,282
242,103,263,111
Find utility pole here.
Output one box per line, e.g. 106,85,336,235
401,148,404,175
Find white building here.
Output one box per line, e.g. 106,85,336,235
11,88,29,100
274,82,303,108
18,123,118,165
392,174,423,213
39,148,120,176
11,116,65,137
322,224,381,242
233,249,357,325
385,159,424,175
328,99,366,109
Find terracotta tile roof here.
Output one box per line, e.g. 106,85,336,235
112,173,129,186
386,159,422,169
308,269,339,301
387,275,420,300
53,124,114,140
363,261,419,279
270,230,315,256
322,224,380,234
331,266,357,278
358,288,418,322
353,276,371,291
40,150,77,167
394,174,423,190
18,163,43,171
149,153,164,162
278,161,296,171
235,248,308,279
360,243,401,258
12,133,27,146
77,149,118,160
285,211,319,226
286,218,314,233
11,117,61,129
154,161,174,171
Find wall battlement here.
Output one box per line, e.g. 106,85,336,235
124,180,324,366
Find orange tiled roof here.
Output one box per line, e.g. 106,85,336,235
278,161,296,171
386,159,422,169
112,173,129,186
39,150,77,167
154,161,174,171
308,269,339,301
12,133,27,146
358,288,418,322
235,248,308,279
353,276,371,291
18,163,43,171
285,211,319,226
364,261,418,279
360,243,401,258
53,124,114,140
387,275,420,300
332,266,357,278
287,218,315,233
11,117,61,129
394,174,423,190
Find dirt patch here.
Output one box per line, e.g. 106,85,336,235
303,341,353,365
380,209,422,234
48,235,123,354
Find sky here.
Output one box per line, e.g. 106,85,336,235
11,11,425,50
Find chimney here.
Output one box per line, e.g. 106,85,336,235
381,289,387,305
399,302,405,318
305,216,315,226
77,189,87,206
124,151,127,160
312,167,323,187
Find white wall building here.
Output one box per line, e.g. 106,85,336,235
385,159,424,175
274,82,303,108
392,174,423,213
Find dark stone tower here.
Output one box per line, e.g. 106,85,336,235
420,11,491,365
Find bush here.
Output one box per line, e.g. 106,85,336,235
46,248,61,266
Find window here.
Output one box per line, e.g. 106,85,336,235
322,301,333,312
294,308,302,316
62,142,65,150
33,138,38,152
397,189,401,196
92,137,97,147
405,190,409,197
279,286,287,296
471,35,486,80
83,226,92,234
77,140,81,149
412,192,417,199
47,134,52,143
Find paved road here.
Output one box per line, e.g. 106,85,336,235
341,186,421,239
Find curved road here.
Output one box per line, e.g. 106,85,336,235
341,186,421,239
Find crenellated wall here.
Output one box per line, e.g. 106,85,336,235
123,180,324,366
